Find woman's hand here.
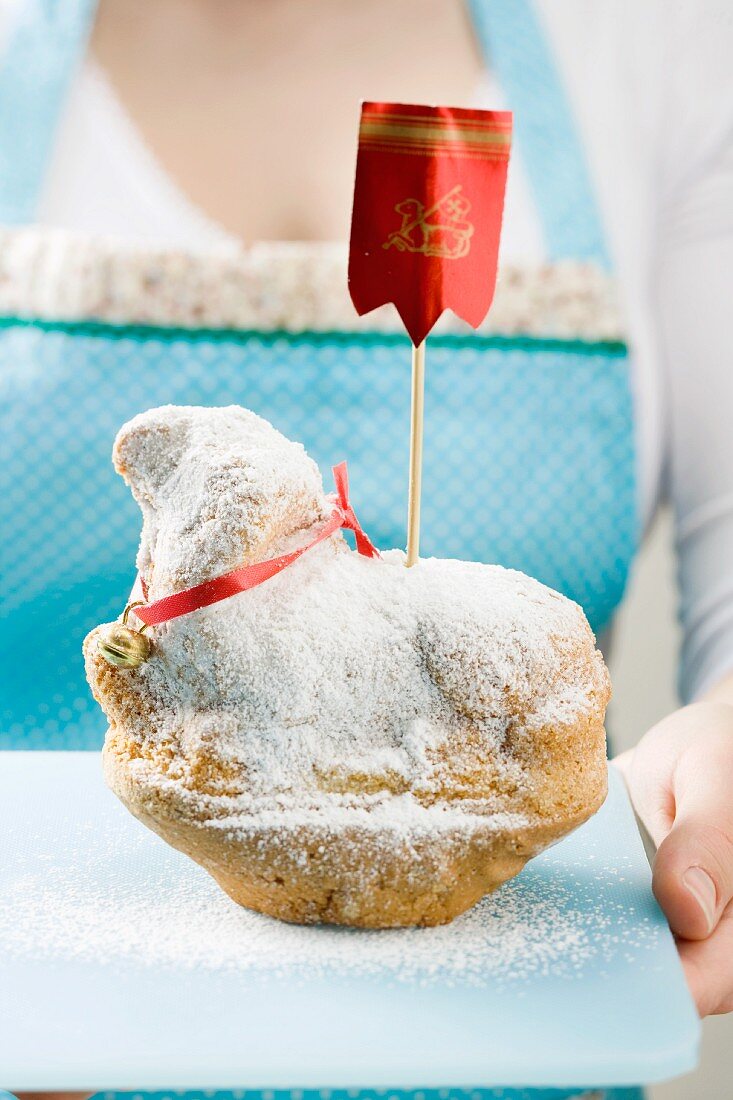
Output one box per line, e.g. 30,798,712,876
614,695,733,1016
13,1094,93,1100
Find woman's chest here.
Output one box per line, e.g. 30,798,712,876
90,0,486,242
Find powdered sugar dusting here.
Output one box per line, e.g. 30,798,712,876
1,807,660,988
89,405,609,837
0,760,692,1086
114,404,329,593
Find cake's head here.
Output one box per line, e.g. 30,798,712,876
85,405,610,928
112,404,330,597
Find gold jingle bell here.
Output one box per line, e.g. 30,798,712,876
98,602,152,669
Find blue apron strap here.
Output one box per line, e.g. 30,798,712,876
0,0,98,224
467,0,610,268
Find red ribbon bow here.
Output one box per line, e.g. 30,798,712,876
133,463,379,628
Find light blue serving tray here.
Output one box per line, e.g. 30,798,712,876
0,752,699,1091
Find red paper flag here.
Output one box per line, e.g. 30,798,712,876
349,102,512,346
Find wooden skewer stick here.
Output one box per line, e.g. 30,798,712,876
406,341,425,567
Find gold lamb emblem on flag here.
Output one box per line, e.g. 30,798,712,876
383,185,474,259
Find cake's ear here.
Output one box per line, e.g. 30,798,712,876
113,405,192,503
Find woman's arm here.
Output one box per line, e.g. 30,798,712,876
654,5,733,704
615,4,733,1018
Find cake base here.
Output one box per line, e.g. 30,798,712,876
103,746,607,928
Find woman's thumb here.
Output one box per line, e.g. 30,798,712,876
653,817,733,940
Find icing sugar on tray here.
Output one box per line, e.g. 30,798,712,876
1,793,661,989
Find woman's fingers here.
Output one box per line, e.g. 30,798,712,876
614,701,733,1016
679,901,733,1016
654,819,733,940
13,1094,95,1100
13,1091,94,1100
652,727,733,941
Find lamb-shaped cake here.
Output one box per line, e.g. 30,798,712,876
84,405,610,928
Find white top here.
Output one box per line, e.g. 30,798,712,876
14,0,733,700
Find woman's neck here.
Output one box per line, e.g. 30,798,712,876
91,0,484,242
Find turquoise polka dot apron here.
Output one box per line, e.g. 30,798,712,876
0,1,640,1097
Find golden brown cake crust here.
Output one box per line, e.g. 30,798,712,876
85,405,610,928
101,741,606,928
